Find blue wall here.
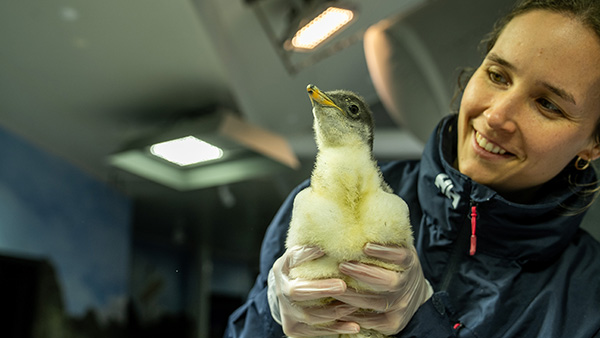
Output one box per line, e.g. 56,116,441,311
0,126,131,320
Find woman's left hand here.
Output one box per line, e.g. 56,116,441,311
334,243,433,335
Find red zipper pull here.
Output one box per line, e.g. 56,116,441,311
470,205,477,256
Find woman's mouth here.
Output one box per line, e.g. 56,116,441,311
475,131,507,155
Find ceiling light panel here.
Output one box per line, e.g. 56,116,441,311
290,7,355,50
150,136,223,166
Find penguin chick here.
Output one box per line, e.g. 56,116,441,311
285,84,414,338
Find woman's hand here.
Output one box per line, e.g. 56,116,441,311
335,243,433,335
267,246,361,336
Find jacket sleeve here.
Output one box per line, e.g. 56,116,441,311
224,181,308,338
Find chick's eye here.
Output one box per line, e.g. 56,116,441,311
348,104,359,116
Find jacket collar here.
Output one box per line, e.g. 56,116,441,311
418,115,596,263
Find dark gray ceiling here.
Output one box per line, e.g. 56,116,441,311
0,0,429,195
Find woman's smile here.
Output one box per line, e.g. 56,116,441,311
474,131,508,156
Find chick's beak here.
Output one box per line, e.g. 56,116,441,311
307,84,342,112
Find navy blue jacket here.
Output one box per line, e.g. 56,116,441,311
225,115,600,337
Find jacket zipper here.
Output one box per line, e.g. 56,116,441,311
440,200,478,291
470,204,478,256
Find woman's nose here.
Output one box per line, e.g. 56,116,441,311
483,93,519,133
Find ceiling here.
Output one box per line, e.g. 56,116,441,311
0,0,430,196
0,0,235,187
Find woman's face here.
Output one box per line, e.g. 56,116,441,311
457,10,600,199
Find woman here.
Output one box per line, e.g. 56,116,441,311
226,0,600,336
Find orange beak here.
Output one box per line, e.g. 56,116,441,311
307,84,341,110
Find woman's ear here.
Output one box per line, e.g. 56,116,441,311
578,143,600,161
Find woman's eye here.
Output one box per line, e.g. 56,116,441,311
537,98,564,116
488,70,508,85
348,104,359,116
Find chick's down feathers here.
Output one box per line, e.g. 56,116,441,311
285,85,414,338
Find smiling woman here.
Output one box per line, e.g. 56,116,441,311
457,9,600,200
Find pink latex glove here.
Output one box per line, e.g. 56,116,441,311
335,243,433,335
268,246,361,336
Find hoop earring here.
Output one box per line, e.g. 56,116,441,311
575,156,591,171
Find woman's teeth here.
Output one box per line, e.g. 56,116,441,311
476,132,506,155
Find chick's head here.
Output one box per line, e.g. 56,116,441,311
306,84,374,150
